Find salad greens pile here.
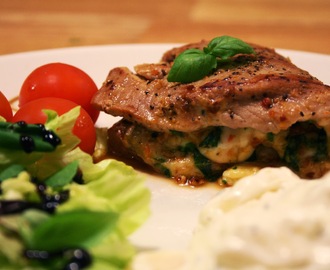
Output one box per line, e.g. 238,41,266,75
0,107,151,270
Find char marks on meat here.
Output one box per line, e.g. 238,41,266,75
92,41,330,134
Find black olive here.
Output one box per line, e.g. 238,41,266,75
63,249,92,270
20,135,35,153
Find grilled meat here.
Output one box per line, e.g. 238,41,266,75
93,42,330,134
92,40,330,184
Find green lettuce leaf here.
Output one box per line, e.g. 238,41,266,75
62,151,151,235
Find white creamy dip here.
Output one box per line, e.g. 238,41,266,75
132,167,330,270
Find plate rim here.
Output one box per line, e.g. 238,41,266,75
0,43,329,59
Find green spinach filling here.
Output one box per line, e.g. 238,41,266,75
284,122,328,171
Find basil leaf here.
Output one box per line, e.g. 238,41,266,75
45,161,79,188
205,35,255,60
27,209,118,252
167,49,217,83
167,35,255,83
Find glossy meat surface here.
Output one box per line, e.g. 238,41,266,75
92,41,330,134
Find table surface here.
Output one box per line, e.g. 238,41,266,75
0,0,329,55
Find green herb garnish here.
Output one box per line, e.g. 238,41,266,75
180,143,220,181
199,127,223,148
266,132,275,142
167,35,255,83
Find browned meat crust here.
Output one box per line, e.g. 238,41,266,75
92,41,330,134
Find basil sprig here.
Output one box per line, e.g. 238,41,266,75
167,35,255,83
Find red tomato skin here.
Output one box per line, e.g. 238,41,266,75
12,97,96,155
0,91,13,121
19,63,100,122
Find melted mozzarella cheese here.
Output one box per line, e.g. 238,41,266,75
220,164,261,186
198,127,266,163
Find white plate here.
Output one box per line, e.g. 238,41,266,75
0,44,329,251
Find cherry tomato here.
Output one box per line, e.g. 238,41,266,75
12,97,96,154
19,63,100,123
0,91,13,121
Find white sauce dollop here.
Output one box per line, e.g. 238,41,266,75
183,167,330,270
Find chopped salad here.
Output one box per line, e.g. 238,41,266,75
0,63,151,270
